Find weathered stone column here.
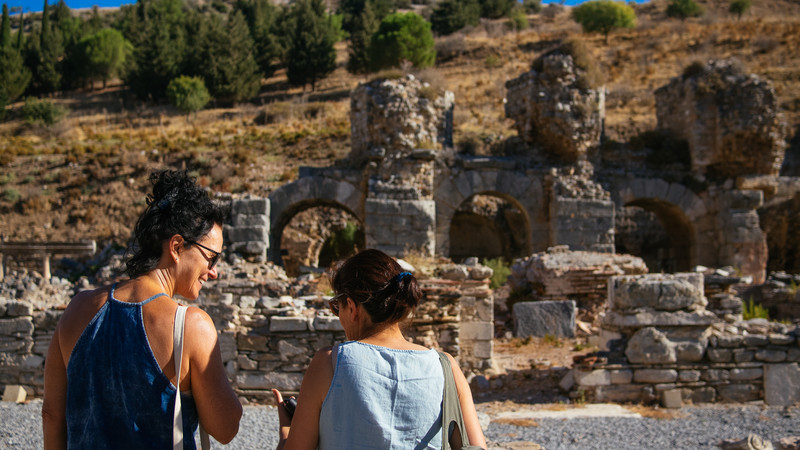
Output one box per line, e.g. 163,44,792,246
225,196,269,262
351,75,454,257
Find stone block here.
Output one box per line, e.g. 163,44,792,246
718,384,760,403
313,315,344,331
473,341,492,359
625,327,676,364
691,387,716,404
744,334,769,346
718,334,744,347
603,309,720,329
2,385,26,403
588,329,623,352
611,274,704,311
219,332,237,362
21,355,44,368
5,302,33,317
707,348,732,363
764,363,800,406
270,316,309,332
513,301,575,338
233,198,269,216
236,372,303,391
278,340,307,362
734,350,755,363
574,369,611,387
610,369,633,384
238,334,269,352
770,334,795,345
730,368,763,381
676,342,706,362
238,355,258,371
662,389,683,408
233,214,269,227
594,385,643,403
461,322,494,341
228,226,268,242
755,349,787,363
559,371,574,391
787,348,800,362
702,369,730,382
633,369,678,383
679,370,701,382
0,317,34,336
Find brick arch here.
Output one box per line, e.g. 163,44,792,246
269,177,364,263
435,169,546,258
615,179,707,272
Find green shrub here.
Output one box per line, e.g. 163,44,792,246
166,76,211,115
743,298,770,320
369,12,436,71
729,0,751,18
523,0,542,13
21,97,68,125
430,0,480,36
666,0,703,20
508,7,528,31
1,188,21,203
482,257,511,289
571,0,636,42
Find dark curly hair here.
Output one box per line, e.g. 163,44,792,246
125,170,227,278
331,249,421,324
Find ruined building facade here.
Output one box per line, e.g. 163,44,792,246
232,56,793,286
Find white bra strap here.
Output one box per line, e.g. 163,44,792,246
173,305,188,450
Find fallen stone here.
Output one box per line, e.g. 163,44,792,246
2,385,26,403
513,300,576,338
719,433,774,450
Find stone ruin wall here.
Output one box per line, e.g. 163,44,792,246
567,273,800,407
0,262,494,400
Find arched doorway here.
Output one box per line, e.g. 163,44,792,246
276,202,364,277
448,193,531,263
615,198,694,273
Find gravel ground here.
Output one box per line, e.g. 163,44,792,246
3,399,798,449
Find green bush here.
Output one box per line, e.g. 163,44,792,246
508,7,528,31
369,12,436,71
571,0,636,41
729,0,751,18
430,0,480,36
523,0,542,14
21,97,68,125
666,0,704,20
166,76,211,115
743,298,770,320
482,257,511,289
2,188,21,203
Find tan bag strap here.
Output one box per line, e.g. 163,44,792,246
173,305,188,450
438,351,471,450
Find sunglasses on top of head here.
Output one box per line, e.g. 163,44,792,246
184,238,222,270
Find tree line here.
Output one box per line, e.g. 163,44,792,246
0,0,754,116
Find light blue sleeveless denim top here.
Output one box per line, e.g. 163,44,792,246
65,283,199,449
319,341,444,449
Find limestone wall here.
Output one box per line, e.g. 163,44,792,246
0,264,494,400
569,273,800,406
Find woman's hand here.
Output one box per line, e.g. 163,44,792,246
272,389,292,447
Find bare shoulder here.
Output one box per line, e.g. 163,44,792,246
59,286,111,330
183,306,219,351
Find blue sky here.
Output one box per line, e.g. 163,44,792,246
7,0,646,14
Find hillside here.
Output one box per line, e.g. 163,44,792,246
1,0,799,262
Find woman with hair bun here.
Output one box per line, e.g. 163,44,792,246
272,248,486,449
42,170,242,449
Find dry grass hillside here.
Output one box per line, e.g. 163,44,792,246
1,0,799,258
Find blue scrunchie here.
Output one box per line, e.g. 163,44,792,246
395,272,412,283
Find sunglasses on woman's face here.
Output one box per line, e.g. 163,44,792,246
184,239,222,269
328,293,347,316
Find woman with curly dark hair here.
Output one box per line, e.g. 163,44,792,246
42,170,242,449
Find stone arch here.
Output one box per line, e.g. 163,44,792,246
615,179,707,272
435,169,546,258
448,192,531,262
269,177,364,264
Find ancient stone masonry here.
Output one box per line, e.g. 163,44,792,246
567,273,800,406
225,196,269,262
0,260,494,400
505,53,605,163
655,59,787,180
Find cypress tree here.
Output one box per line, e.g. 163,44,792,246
16,10,23,50
286,0,336,91
0,45,32,103
346,0,377,74
234,0,281,78
34,0,64,93
1,4,10,48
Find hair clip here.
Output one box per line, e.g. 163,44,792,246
395,272,412,283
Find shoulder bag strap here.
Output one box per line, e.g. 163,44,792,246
173,305,188,450
438,351,471,450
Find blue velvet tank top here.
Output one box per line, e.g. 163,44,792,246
319,341,444,449
66,284,199,449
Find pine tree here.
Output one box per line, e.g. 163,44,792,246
0,45,32,104
77,28,132,89
234,0,281,78
34,0,64,93
346,0,377,74
1,4,10,48
15,10,23,50
190,10,261,102
368,12,435,71
430,0,480,36
286,0,336,91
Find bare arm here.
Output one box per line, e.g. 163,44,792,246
42,326,67,450
186,307,242,444
446,353,487,449
273,348,334,450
